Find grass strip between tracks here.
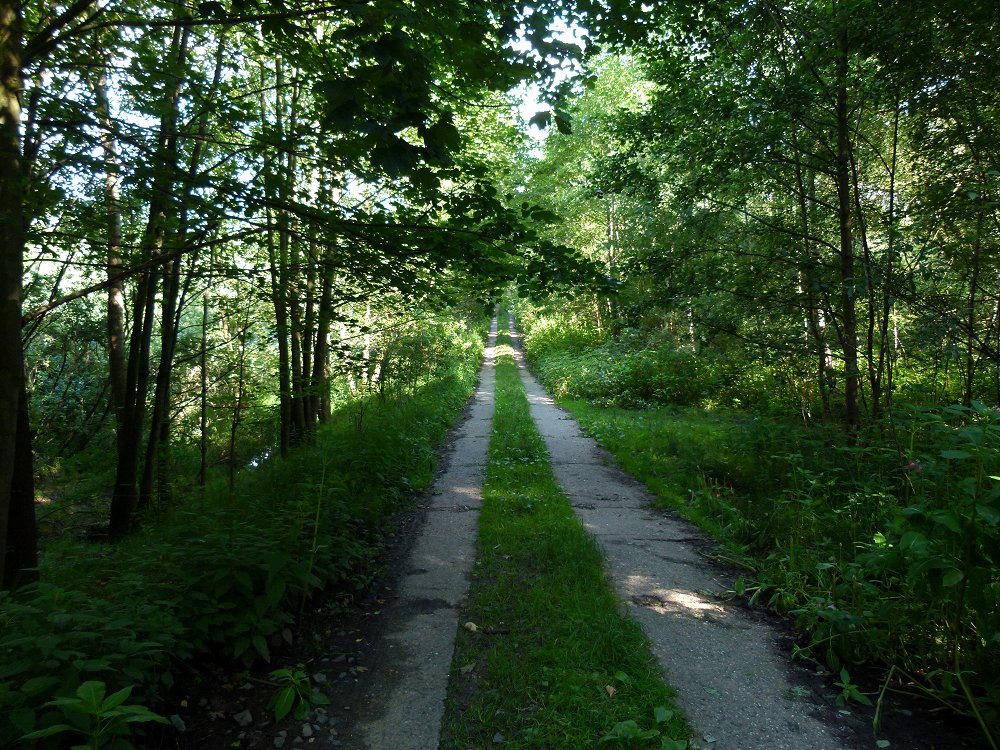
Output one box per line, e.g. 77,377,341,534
440,321,688,750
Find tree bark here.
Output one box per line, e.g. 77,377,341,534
139,29,220,509
5,384,37,589
264,58,293,455
93,64,128,440
108,17,189,538
834,7,860,431
0,0,36,589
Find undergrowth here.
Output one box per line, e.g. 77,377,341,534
441,318,687,750
518,306,1000,747
0,319,487,749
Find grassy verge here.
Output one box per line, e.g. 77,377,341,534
519,314,1000,744
0,320,487,749
440,324,687,750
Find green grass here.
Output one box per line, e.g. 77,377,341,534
540,378,1000,745
440,325,686,750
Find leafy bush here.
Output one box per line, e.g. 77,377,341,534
1,317,487,748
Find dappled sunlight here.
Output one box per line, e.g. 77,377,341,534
624,574,727,621
451,484,482,502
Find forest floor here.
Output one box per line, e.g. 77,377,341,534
171,318,979,750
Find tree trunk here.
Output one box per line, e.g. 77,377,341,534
0,0,37,590
264,59,292,456
5,384,37,590
92,57,127,437
199,253,212,486
963,209,985,407
834,8,860,431
139,31,220,509
108,18,189,538
313,262,333,423
878,92,901,418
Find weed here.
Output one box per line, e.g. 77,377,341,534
268,667,330,722
19,681,167,750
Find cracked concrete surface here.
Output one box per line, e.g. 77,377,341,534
350,318,497,750
508,318,850,750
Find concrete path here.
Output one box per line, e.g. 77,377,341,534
349,318,498,750
508,318,850,750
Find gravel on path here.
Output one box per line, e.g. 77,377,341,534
508,319,854,750
344,318,498,750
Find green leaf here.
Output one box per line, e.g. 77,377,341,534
554,110,573,135
653,706,673,724
252,635,270,661
9,707,36,734
876,740,891,747
273,686,296,722
21,675,61,695
21,724,77,740
931,512,962,534
942,569,964,587
102,685,133,711
661,739,688,750
76,681,106,711
940,449,972,460
529,110,552,129
601,719,642,741
899,531,925,551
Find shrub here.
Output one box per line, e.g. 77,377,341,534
1,317,488,748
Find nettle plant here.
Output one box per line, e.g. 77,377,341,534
864,402,1000,741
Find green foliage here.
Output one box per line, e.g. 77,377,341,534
19,681,167,750
1,320,486,748
521,311,799,414
441,322,686,749
268,667,330,723
520,309,1000,742
600,706,687,749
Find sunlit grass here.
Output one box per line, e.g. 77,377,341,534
441,325,686,750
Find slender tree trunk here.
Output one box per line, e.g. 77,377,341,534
108,18,189,538
313,262,333,423
834,8,860,431
264,60,293,456
93,65,128,439
139,30,220,508
850,148,880,416
0,0,38,589
199,255,212,486
792,129,831,418
229,306,250,491
963,209,985,407
879,92,901,417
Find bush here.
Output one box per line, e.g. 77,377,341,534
0,317,488,749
